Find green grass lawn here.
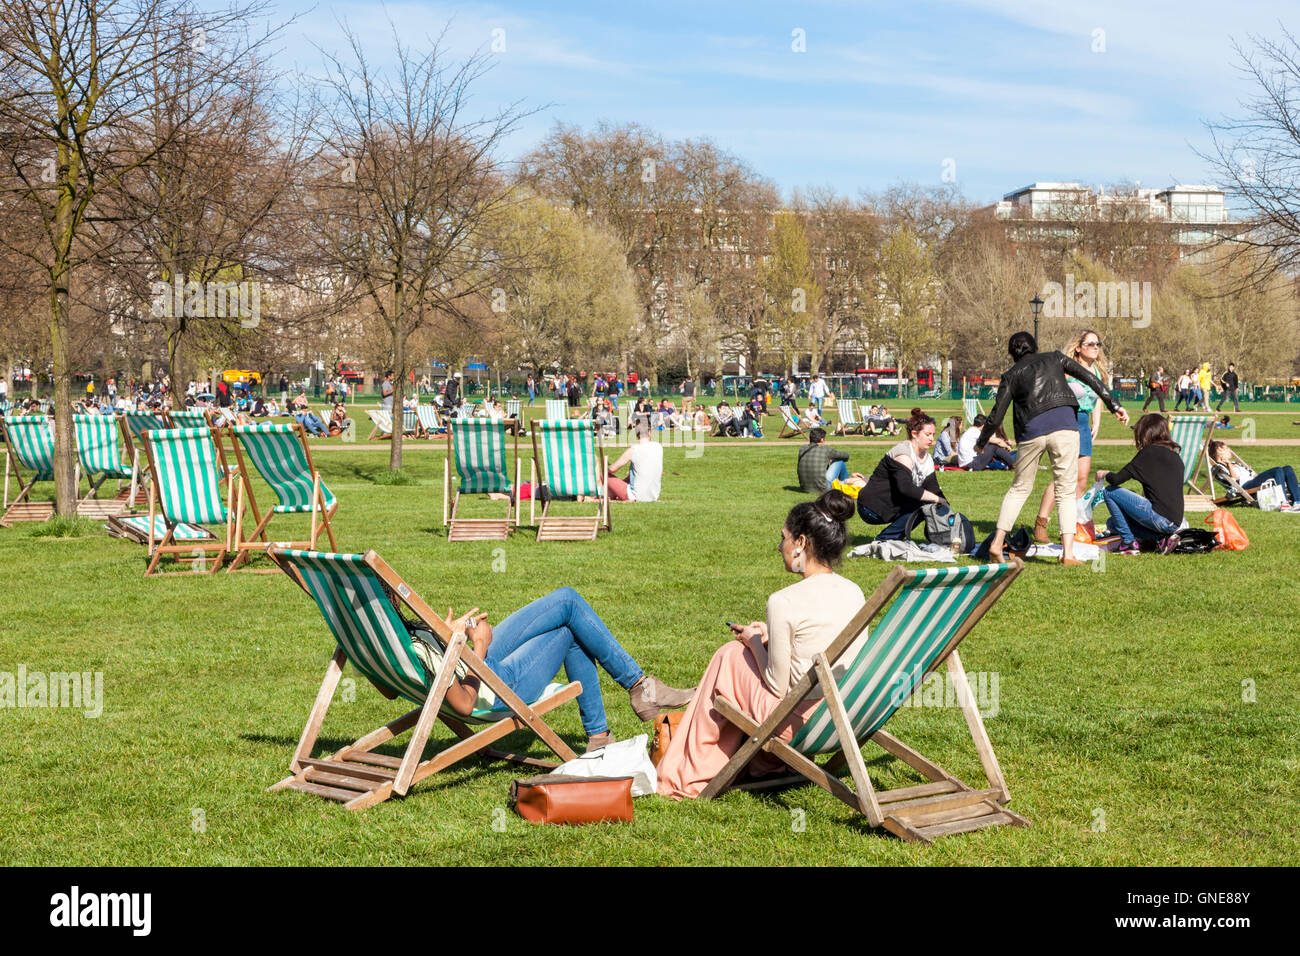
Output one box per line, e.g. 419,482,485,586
1,435,1298,865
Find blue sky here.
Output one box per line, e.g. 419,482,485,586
265,0,1291,204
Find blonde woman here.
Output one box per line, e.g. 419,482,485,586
1033,329,1107,543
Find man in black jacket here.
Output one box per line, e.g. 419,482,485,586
977,331,1129,564
1217,363,1240,412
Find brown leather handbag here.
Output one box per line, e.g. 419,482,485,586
650,711,684,767
509,775,633,825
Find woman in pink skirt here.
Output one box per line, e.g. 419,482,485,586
657,489,866,799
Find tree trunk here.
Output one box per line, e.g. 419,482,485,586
49,256,77,515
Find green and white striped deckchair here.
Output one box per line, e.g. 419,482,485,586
106,513,215,544
227,422,338,571
402,406,419,436
139,426,234,575
264,547,581,811
1167,415,1216,511
365,409,393,440
529,419,609,540
73,414,133,515
506,399,522,420
2,415,55,525
701,560,1030,844
167,408,210,429
777,404,806,439
443,419,518,541
545,398,568,422
963,397,983,424
119,412,169,508
416,405,444,437
836,399,864,436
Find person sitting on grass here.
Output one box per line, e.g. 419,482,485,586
1098,413,1186,554
957,414,1016,471
714,400,740,437
797,427,851,494
607,418,663,502
1208,439,1300,509
864,405,900,436
431,590,694,754
328,403,353,438
933,416,962,466
294,406,329,438
656,490,865,799
839,408,950,541
738,396,764,438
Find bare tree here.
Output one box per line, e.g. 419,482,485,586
303,24,530,470
0,0,273,513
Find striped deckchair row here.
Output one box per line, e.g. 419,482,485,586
264,548,580,810
702,561,1030,844
545,398,568,421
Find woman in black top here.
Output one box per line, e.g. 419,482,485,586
1098,414,1185,554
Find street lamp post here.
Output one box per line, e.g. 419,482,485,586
1029,293,1044,344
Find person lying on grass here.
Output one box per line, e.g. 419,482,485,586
430,589,694,754
656,489,865,799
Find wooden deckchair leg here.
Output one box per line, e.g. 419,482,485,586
394,630,468,795
946,649,1009,802
291,649,347,772
869,729,953,784
814,655,883,825
4,450,10,509
308,473,322,549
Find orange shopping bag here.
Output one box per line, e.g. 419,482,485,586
1075,521,1095,543
1206,509,1249,550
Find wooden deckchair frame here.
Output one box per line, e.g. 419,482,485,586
365,409,393,440
227,422,338,572
265,548,581,811
443,419,520,541
1170,415,1218,511
777,405,807,440
528,421,611,540
700,560,1030,843
139,428,235,576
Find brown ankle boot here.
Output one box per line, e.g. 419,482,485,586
1033,515,1050,544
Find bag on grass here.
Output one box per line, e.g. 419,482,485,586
1255,480,1285,512
1077,479,1106,523
1172,528,1219,554
1206,509,1249,550
918,502,975,554
552,733,657,796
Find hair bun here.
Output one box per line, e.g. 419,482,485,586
817,489,856,523
910,407,923,419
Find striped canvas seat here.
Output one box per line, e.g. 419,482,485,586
529,420,609,540
545,399,568,421
139,427,233,575
228,423,338,570
416,405,443,436
836,399,863,435
1167,415,1214,509
701,561,1029,843
402,407,418,435
365,409,393,439
506,399,521,419
265,548,580,811
123,412,168,445
169,409,209,429
963,398,982,423
445,419,517,541
107,513,215,543
2,415,55,525
74,414,133,481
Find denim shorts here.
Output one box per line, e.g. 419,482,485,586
1077,408,1093,458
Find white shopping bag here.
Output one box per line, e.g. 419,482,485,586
1255,480,1285,512
1077,479,1105,523
551,733,657,797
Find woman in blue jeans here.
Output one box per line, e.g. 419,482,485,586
1209,440,1300,509
1098,414,1185,554
436,588,693,751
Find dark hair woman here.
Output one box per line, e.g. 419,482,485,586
657,490,866,799
979,331,1129,564
1096,413,1186,554
843,407,949,541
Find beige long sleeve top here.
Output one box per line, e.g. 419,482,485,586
755,572,867,698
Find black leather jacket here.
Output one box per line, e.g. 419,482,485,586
978,351,1121,446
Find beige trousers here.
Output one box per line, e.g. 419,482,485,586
996,429,1080,534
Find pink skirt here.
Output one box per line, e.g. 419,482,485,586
656,641,819,799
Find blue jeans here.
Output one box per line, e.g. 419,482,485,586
825,459,849,491
485,587,643,736
295,413,327,436
1102,486,1179,544
858,501,922,541
1243,465,1300,503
